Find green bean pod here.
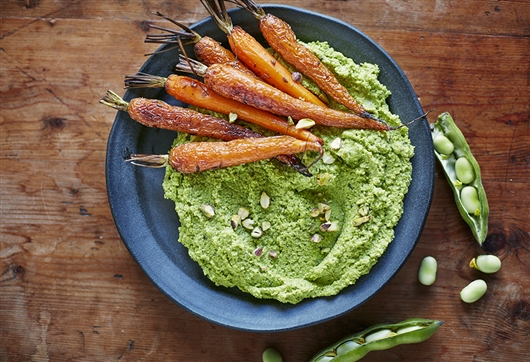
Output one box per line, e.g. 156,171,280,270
430,112,489,245
309,318,443,361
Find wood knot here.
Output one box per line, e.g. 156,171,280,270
43,116,66,131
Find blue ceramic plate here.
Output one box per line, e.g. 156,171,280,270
106,5,434,332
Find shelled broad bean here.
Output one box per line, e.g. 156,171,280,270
430,112,489,245
309,318,442,361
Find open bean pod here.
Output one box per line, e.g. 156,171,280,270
309,318,443,361
430,112,489,245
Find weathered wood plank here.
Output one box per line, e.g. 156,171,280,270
1,1,529,361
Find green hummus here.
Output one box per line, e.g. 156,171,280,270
162,41,414,304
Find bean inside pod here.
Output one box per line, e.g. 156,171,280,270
430,112,489,245
309,318,443,361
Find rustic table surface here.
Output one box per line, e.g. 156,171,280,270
1,0,529,361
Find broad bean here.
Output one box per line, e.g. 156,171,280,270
455,157,475,184
309,318,442,361
433,134,454,155
470,255,501,274
460,186,481,215
418,256,437,286
430,112,489,245
262,347,283,362
460,279,487,303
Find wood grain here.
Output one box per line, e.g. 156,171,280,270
1,1,529,361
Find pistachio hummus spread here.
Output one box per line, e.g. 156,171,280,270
162,41,414,304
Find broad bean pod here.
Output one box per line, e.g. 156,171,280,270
309,318,443,361
430,112,489,245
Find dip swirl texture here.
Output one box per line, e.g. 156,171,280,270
162,42,414,304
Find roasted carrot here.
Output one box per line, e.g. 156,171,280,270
130,136,322,173
124,72,323,145
145,12,256,77
100,90,257,140
99,90,313,176
200,0,327,107
176,61,391,131
229,0,382,120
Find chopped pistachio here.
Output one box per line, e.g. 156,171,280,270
287,116,295,126
311,234,323,243
358,205,370,217
329,137,342,150
316,173,331,186
254,246,263,256
310,207,321,218
199,204,215,218
231,214,241,230
295,118,316,129
324,208,332,221
237,207,250,220
318,203,331,214
260,192,270,209
228,112,238,123
353,215,370,226
242,218,255,230
262,221,271,231
322,153,336,164
269,250,278,258
321,220,339,232
251,227,263,238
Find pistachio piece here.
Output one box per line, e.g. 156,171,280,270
262,221,271,231
242,218,255,230
295,118,316,129
318,203,331,214
310,207,321,218
237,207,250,220
228,112,238,123
353,215,370,226
322,153,335,164
320,220,339,232
329,137,342,150
316,173,331,186
231,214,241,230
251,227,263,238
260,192,271,209
199,204,215,218
311,234,323,243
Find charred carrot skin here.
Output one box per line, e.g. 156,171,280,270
203,63,390,131
259,13,370,117
125,73,323,145
231,0,376,119
100,90,312,176
126,97,258,140
200,0,327,107
193,36,257,77
169,135,321,173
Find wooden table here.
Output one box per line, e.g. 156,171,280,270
1,1,529,360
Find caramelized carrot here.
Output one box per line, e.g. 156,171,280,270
179,61,390,130
145,12,255,77
99,90,313,176
230,0,382,120
168,136,321,173
124,72,323,145
100,90,257,140
200,0,327,107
